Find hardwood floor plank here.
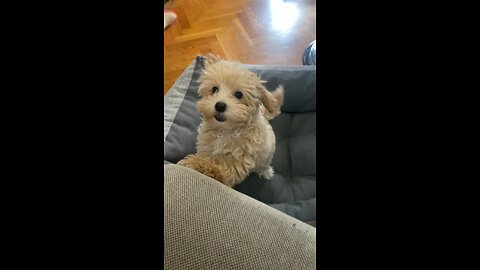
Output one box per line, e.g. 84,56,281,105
173,28,223,42
233,18,254,46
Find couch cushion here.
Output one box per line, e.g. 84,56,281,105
164,56,316,221
164,58,204,164
234,111,316,206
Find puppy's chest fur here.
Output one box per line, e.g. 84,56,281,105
196,120,273,169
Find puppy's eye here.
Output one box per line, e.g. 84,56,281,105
212,86,219,94
234,91,243,99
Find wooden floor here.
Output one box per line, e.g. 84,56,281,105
164,0,316,94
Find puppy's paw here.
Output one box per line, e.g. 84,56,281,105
177,154,230,186
258,166,274,180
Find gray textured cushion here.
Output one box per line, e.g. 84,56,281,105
164,56,316,221
164,58,203,162
164,164,316,270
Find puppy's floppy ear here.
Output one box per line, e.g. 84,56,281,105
257,83,284,120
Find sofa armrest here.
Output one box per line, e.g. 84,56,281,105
164,164,316,269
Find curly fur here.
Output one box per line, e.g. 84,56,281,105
177,54,284,187
177,154,228,185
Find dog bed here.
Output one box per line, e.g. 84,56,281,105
164,56,316,223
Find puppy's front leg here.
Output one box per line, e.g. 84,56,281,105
257,166,274,180
177,154,230,187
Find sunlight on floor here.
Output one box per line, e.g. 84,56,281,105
270,0,299,33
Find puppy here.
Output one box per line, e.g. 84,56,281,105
178,55,284,187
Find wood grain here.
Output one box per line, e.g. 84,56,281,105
164,0,316,95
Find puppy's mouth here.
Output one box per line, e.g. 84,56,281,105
214,113,226,122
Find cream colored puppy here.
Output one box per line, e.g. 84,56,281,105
178,55,284,187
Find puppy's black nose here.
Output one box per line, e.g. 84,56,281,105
215,102,227,112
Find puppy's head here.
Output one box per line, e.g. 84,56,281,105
197,55,281,126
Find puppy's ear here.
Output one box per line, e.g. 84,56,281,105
203,53,222,66
257,83,284,120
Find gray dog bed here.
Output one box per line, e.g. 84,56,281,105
164,56,316,222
